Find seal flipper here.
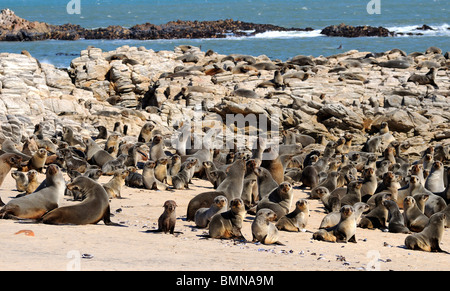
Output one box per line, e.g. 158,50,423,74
102,205,127,227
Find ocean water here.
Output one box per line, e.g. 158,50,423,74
0,0,448,67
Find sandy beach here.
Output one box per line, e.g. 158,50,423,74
1,171,448,272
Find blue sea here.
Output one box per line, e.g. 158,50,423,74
1,0,448,68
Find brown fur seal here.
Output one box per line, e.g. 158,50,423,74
383,199,410,234
424,161,445,193
154,157,169,183
84,137,114,168
149,135,166,161
256,182,293,221
0,153,22,195
241,178,257,208
358,193,389,230
11,170,28,192
142,160,168,191
403,196,429,232
194,195,228,228
407,174,446,217
407,68,439,89
310,171,339,199
168,154,181,176
147,200,179,234
208,198,246,240
101,154,127,176
340,181,362,206
172,158,197,189
25,170,39,195
62,126,85,148
0,164,65,219
405,212,447,252
313,205,357,243
41,176,123,226
21,148,47,172
254,166,278,199
103,169,130,199
251,209,284,245
319,202,369,229
186,159,246,221
275,199,309,232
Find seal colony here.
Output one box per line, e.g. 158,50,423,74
0,43,449,270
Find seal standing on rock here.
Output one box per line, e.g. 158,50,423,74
275,199,309,232
404,212,447,252
208,198,246,240
42,176,123,226
0,164,65,219
252,209,284,245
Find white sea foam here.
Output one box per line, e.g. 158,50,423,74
387,23,450,36
250,29,323,39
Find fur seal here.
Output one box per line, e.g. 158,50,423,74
103,169,129,199
254,167,278,199
22,148,47,172
0,164,65,219
383,199,410,233
194,195,228,228
186,159,246,221
404,212,447,252
149,200,179,234
339,181,362,206
358,193,389,230
251,209,284,245
407,174,446,217
403,196,429,232
154,157,169,183
424,161,445,193
407,68,439,89
319,202,369,229
241,178,257,208
275,199,309,232
125,166,144,188
310,171,339,199
256,182,293,221
149,135,166,161
84,138,114,167
25,170,39,195
208,198,246,240
62,126,85,148
11,170,28,192
101,154,127,176
142,160,168,191
41,176,123,226
172,158,197,190
313,205,357,243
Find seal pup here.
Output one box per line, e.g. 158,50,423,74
186,159,246,221
275,199,309,232
256,182,293,221
142,160,168,191
154,157,169,183
310,171,339,199
22,148,47,173
194,195,228,228
208,198,246,241
313,205,357,243
25,170,39,195
383,199,410,234
403,196,429,232
358,193,389,230
407,174,446,217
103,169,129,199
172,158,197,189
101,154,127,176
319,202,369,229
149,135,166,161
146,200,180,235
404,212,447,252
41,176,124,226
254,167,278,199
252,209,284,245
11,170,28,192
0,164,65,219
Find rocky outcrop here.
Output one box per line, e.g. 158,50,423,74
1,43,449,157
320,23,393,37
